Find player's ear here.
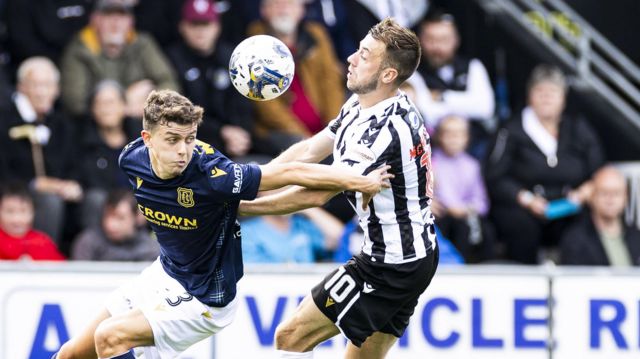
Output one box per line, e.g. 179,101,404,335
141,130,152,148
381,68,398,85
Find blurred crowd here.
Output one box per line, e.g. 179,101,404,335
0,0,637,267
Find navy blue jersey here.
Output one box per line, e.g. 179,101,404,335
119,138,261,307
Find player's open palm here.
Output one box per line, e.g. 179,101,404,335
361,165,394,210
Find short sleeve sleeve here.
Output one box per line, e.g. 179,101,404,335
204,155,262,201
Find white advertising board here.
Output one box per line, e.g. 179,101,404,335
553,275,640,359
0,269,213,359
216,272,550,359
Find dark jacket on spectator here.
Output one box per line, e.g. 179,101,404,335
485,114,605,205
560,212,640,266
7,0,91,64
0,94,77,181
78,117,141,190
165,39,254,149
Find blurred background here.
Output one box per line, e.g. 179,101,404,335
0,0,639,358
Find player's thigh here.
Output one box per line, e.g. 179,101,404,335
96,308,154,348
58,308,111,359
276,295,340,351
344,331,397,359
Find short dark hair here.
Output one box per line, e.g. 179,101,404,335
368,18,421,86
0,182,33,205
103,189,137,215
142,90,203,132
422,9,457,27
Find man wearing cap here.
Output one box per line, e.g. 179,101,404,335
60,0,179,118
166,0,255,159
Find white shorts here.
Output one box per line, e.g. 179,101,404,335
105,259,238,358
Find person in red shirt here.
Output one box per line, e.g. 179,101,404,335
0,182,65,260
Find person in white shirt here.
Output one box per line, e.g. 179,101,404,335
414,10,495,157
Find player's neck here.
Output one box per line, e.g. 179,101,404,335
357,86,399,109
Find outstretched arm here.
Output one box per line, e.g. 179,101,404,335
239,186,337,216
258,162,392,198
269,131,334,165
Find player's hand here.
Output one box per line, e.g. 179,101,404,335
361,165,394,210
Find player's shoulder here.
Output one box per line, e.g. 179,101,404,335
119,137,145,168
386,93,423,129
192,139,230,172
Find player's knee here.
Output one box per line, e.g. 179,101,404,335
94,320,127,354
275,322,297,350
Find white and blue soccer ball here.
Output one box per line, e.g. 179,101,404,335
229,35,295,101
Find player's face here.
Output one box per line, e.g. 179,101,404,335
143,122,198,179
0,196,34,238
347,35,385,94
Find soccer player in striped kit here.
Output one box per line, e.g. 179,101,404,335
240,18,439,359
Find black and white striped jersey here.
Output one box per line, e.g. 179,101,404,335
324,92,437,264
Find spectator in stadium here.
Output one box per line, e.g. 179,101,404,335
484,64,605,264
415,10,495,158
0,56,82,244
242,190,343,263
78,80,140,229
72,189,158,261
432,115,494,263
132,0,183,49
0,182,65,260
166,0,255,159
248,0,344,156
60,0,179,118
6,0,92,65
560,166,640,266
343,0,429,53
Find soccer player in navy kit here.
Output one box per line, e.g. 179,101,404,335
53,90,391,359
240,19,439,359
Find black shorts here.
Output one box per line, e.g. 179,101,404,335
311,245,439,347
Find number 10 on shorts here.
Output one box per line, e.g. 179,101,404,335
324,266,357,303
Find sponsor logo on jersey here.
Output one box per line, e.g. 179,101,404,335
210,167,227,178
138,204,198,230
344,144,376,163
232,164,243,194
177,187,195,208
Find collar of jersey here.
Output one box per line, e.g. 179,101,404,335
356,92,401,124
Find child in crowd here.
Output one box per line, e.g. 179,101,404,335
0,182,65,260
432,115,495,262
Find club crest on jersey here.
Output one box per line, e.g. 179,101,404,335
177,187,195,208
